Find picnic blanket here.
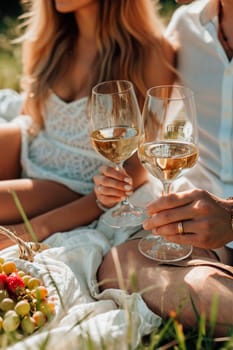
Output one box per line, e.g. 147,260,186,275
1,184,162,350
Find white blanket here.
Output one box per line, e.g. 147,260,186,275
1,185,162,350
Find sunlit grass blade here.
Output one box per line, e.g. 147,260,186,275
149,318,174,349
36,334,50,350
173,320,187,350
68,311,93,332
190,294,200,323
84,331,95,350
10,189,39,246
208,294,219,339
41,259,66,314
196,312,206,350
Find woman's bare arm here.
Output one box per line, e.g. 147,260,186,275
0,124,22,179
1,191,102,249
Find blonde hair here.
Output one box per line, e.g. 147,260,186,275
19,0,168,125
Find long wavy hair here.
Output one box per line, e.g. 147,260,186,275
19,0,169,126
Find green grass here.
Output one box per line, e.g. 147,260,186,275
0,52,21,91
159,0,179,24
0,16,22,91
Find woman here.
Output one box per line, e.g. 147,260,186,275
0,0,175,248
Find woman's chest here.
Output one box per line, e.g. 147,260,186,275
42,94,90,145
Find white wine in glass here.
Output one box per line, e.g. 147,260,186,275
90,80,145,228
138,85,198,262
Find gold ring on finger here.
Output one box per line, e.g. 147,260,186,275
178,221,184,235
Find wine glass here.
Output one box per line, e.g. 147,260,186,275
138,85,198,262
90,80,145,228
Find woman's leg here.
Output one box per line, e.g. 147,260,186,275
0,178,80,224
97,239,233,336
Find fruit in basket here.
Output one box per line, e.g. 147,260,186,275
21,274,31,286
2,261,17,275
0,257,56,344
21,316,36,335
0,274,7,290
3,310,20,333
27,277,41,290
0,298,15,312
38,300,55,318
32,310,46,328
15,300,31,317
33,285,48,300
0,290,8,302
7,274,25,293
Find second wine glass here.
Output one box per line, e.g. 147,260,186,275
138,85,198,262
90,80,145,228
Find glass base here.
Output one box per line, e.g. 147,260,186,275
138,235,193,262
102,202,146,229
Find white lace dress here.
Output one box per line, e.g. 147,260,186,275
14,92,107,194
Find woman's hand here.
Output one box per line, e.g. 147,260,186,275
93,165,133,209
143,188,233,249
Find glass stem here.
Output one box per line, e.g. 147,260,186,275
116,162,130,206
162,182,172,196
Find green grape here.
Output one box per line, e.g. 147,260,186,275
15,300,31,317
22,275,31,286
0,298,15,312
17,270,25,278
3,310,20,332
27,278,41,290
21,316,36,335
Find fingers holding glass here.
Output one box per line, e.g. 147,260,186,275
94,165,133,209
90,80,145,228
138,85,197,261
142,188,233,249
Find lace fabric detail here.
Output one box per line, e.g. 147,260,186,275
21,93,107,194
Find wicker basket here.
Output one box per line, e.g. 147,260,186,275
0,226,48,262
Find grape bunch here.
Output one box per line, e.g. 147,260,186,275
0,257,55,344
